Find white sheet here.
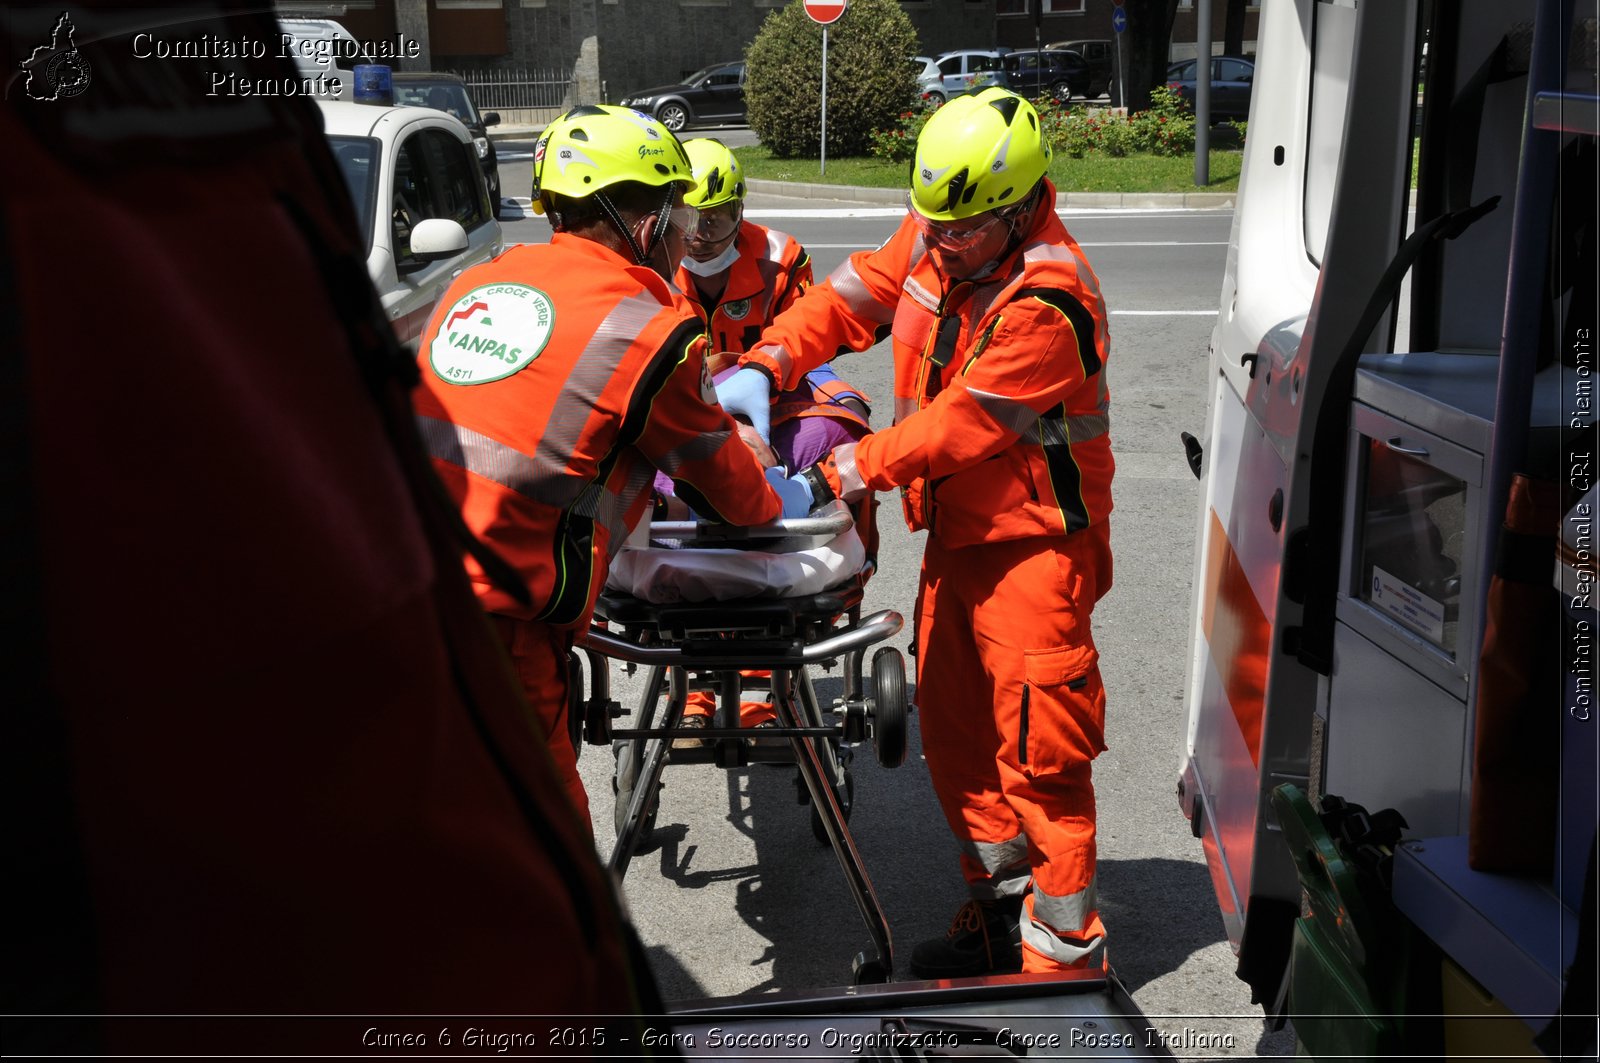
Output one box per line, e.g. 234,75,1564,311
607,501,865,603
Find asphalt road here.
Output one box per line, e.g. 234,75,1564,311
494,194,1295,1058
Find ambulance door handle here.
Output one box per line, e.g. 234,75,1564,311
1383,437,1429,458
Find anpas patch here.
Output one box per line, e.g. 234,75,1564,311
429,283,555,385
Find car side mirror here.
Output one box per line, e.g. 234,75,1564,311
482,111,501,127
401,217,470,273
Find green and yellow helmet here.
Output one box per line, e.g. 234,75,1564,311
530,104,693,213
681,138,746,210
909,87,1051,222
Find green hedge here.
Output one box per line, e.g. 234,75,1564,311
744,0,920,159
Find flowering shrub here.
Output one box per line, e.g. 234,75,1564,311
1127,85,1196,156
869,86,1199,165
868,102,935,163
1041,86,1196,158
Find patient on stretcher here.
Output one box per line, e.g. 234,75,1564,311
607,364,874,735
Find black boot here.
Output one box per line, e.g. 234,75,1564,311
908,897,1023,978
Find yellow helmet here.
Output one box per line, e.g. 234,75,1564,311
909,87,1051,222
681,138,746,210
530,105,693,212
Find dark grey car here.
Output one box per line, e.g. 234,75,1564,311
1165,56,1255,122
619,62,746,132
392,73,505,216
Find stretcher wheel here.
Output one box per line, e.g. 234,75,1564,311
870,648,908,769
809,765,853,844
611,749,661,848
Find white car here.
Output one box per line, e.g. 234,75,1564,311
318,99,504,347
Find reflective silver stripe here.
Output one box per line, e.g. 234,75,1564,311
652,429,735,477
832,441,868,502
1022,916,1104,966
962,833,1030,900
570,482,603,518
750,342,794,382
535,292,663,470
1022,240,1074,264
765,228,792,261
903,275,940,312
1023,878,1103,965
1066,409,1111,442
893,395,918,424
607,462,659,561
827,258,894,325
966,387,1040,436
416,415,583,509
1029,876,1096,930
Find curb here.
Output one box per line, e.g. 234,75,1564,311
748,179,1235,210
491,130,1237,209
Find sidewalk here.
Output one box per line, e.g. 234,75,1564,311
491,123,1236,210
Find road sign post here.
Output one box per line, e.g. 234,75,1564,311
804,0,848,178
1111,0,1127,111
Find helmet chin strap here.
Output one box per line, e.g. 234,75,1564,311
594,184,678,267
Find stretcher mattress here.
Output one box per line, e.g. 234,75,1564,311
607,501,864,604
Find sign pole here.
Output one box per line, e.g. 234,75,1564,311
803,0,847,178
820,26,828,178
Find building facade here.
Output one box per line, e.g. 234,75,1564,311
276,0,1256,109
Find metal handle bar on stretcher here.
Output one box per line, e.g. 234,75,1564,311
646,506,853,542
580,609,903,668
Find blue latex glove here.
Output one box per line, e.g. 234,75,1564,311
715,366,773,442
764,466,813,519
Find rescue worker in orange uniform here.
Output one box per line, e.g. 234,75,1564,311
668,138,873,740
413,106,812,830
717,88,1115,977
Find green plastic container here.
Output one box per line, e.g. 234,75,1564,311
1271,784,1441,1059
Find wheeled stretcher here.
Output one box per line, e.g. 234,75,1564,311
573,503,909,983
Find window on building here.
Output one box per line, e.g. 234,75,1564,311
997,0,1086,15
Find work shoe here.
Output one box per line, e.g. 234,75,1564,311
672,713,709,750
748,718,786,748
908,897,1023,979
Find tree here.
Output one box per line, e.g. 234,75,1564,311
743,0,919,159
1223,0,1248,57
1119,0,1179,114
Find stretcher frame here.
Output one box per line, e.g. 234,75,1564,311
576,510,907,984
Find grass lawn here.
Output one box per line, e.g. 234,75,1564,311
737,144,1243,194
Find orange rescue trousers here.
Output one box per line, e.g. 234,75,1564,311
915,525,1113,972
489,616,588,830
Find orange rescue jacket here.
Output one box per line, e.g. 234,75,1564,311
676,220,812,369
740,180,1113,549
415,235,782,625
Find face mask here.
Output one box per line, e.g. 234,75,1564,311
680,240,741,277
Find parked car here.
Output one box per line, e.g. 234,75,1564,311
911,54,941,98
923,49,1009,103
618,62,746,132
392,72,505,215
1165,55,1255,122
1046,39,1114,98
318,99,504,348
1001,48,1090,102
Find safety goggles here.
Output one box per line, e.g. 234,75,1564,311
905,194,1030,254
690,202,742,244
662,202,701,237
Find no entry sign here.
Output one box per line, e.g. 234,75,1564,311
804,0,848,25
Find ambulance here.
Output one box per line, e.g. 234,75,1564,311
1179,0,1596,1057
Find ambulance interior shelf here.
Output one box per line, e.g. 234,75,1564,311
1337,351,1588,1030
